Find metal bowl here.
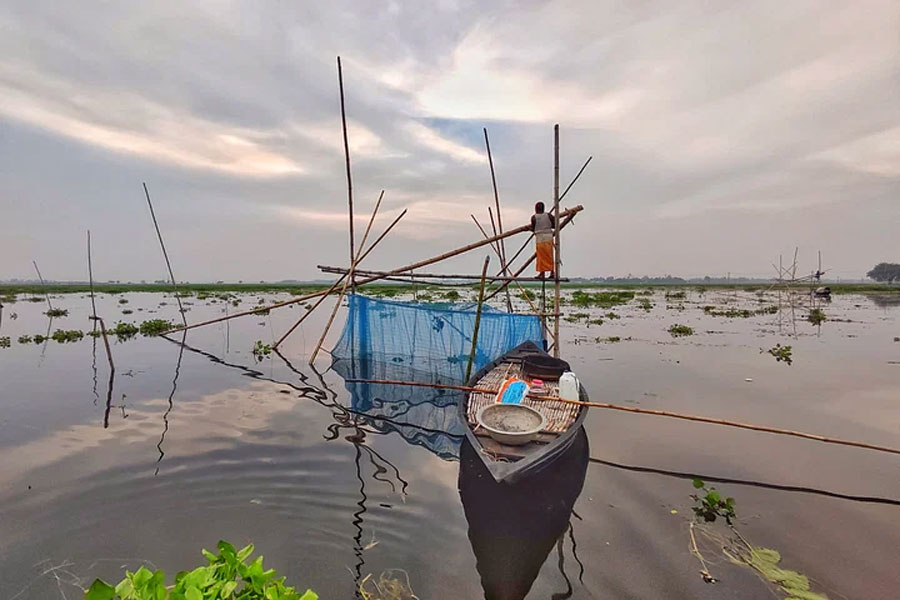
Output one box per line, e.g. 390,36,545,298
476,403,546,446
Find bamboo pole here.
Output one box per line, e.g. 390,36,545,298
319,266,568,283
552,124,561,359
32,260,53,311
341,379,900,457
143,182,187,326
484,128,513,312
274,191,386,350
308,192,385,363
166,205,582,334
465,256,491,382
337,56,355,291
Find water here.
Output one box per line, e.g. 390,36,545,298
0,289,897,599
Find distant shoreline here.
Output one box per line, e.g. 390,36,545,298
1,281,896,296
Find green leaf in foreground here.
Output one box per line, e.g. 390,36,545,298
84,540,317,599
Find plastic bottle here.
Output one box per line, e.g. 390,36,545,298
558,371,579,401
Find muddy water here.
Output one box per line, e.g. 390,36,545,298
0,289,897,599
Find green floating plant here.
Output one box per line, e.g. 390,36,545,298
85,540,317,600
691,479,736,525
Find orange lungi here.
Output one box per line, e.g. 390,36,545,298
536,240,554,273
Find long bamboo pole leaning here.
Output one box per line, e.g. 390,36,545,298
273,199,401,350
552,124,561,359
165,206,582,335
168,207,407,336
308,192,385,363
465,256,491,382
337,56,355,292
32,260,53,311
143,182,187,326
319,265,568,283
341,378,900,457
484,128,513,312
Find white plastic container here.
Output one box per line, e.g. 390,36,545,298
558,371,579,401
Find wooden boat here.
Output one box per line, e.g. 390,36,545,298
460,341,588,484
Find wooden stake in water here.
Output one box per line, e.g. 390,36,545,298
143,182,187,326
465,256,491,382
552,124,561,358
87,231,97,323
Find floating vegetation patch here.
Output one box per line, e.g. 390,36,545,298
691,479,735,524
597,336,622,343
0,336,9,348
763,343,793,365
443,290,460,301
253,307,271,316
807,308,826,325
570,290,634,308
0,293,16,303
118,298,129,304
668,324,694,337
665,290,686,300
112,322,140,341
33,334,48,344
45,307,69,318
732,546,829,600
28,296,45,302
85,540,317,600
604,312,620,319
703,305,778,318
51,329,84,343
564,312,590,323
252,340,272,361
636,289,654,296
638,298,653,311
17,335,32,344
122,309,134,315
139,319,174,336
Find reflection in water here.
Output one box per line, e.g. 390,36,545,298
590,456,900,507
868,293,900,309
332,357,466,460
165,338,412,594
459,429,589,600
91,334,100,405
156,330,187,475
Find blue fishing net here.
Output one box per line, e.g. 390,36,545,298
331,294,544,383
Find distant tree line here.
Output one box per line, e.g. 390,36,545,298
867,262,900,284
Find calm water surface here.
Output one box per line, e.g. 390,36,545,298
0,289,897,599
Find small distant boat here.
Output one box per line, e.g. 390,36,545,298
460,341,588,484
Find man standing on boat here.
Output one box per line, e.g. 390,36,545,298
530,202,556,279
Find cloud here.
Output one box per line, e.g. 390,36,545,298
0,0,897,281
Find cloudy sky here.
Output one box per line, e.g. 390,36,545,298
1,1,897,282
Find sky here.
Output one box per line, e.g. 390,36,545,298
1,0,897,282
